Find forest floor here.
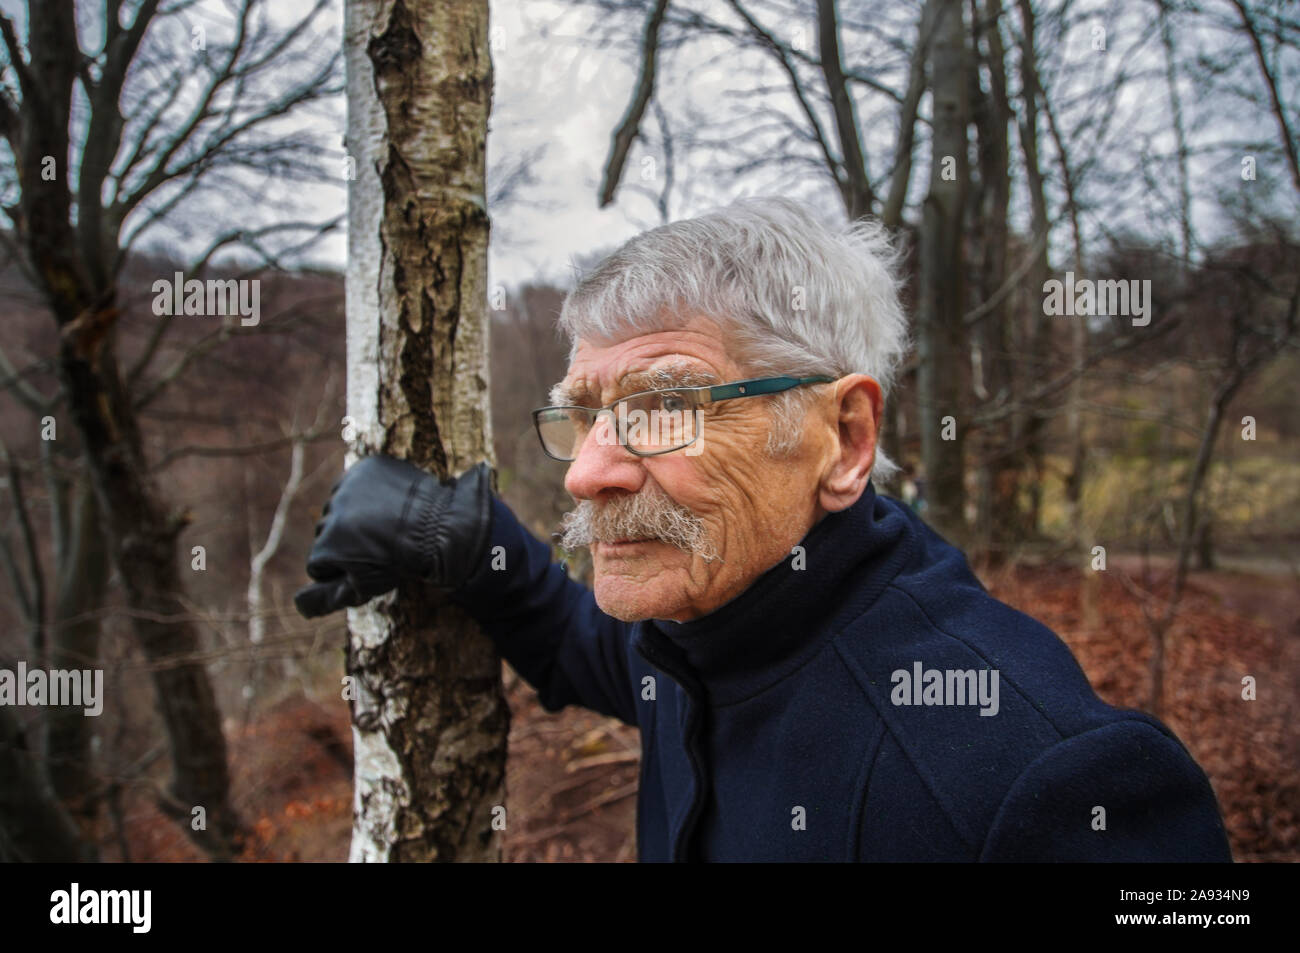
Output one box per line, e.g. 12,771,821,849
119,557,1298,863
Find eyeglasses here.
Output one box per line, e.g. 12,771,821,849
532,374,836,461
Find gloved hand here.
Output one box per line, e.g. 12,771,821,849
293,454,494,618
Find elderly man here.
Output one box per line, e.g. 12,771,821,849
296,197,1231,862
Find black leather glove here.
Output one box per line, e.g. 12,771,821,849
293,455,494,618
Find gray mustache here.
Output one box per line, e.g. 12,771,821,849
559,485,719,561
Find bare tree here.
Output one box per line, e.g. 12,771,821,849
1127,244,1299,715
0,0,341,859
1125,0,1300,712
968,0,1014,555
589,0,933,230
916,0,970,542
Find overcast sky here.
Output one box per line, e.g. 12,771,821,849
1,0,1288,295
485,0,670,288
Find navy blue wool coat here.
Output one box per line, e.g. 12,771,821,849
451,484,1233,862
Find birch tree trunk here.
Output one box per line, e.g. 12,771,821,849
344,0,509,862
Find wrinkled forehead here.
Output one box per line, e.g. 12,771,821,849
550,316,734,406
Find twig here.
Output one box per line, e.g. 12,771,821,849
565,751,640,773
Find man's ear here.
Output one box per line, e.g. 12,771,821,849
819,374,883,513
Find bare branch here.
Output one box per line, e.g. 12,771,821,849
111,48,341,231
974,316,1183,427
131,284,338,413
125,218,341,390
1230,0,1300,195
0,13,33,98
817,0,874,217
0,446,46,662
79,0,164,286
0,86,17,145
882,0,936,229
726,0,844,200
600,0,671,208
248,436,306,646
963,228,1049,327
151,428,336,473
0,342,56,412
0,531,32,623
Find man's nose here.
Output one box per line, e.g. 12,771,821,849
564,410,646,501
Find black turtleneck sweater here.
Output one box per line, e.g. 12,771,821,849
452,484,1231,862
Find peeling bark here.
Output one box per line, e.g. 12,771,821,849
344,0,508,863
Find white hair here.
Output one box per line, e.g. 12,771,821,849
557,196,911,482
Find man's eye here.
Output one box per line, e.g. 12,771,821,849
657,393,689,414
567,408,591,431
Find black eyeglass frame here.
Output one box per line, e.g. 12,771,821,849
531,374,837,461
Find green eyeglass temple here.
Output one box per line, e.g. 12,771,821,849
531,374,837,460
699,375,835,403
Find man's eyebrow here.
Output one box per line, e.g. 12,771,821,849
549,380,596,406
549,363,719,407
619,363,720,394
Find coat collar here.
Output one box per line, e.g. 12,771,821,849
631,482,915,706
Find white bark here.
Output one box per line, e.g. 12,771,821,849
248,439,305,647
344,0,507,863
345,0,403,865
